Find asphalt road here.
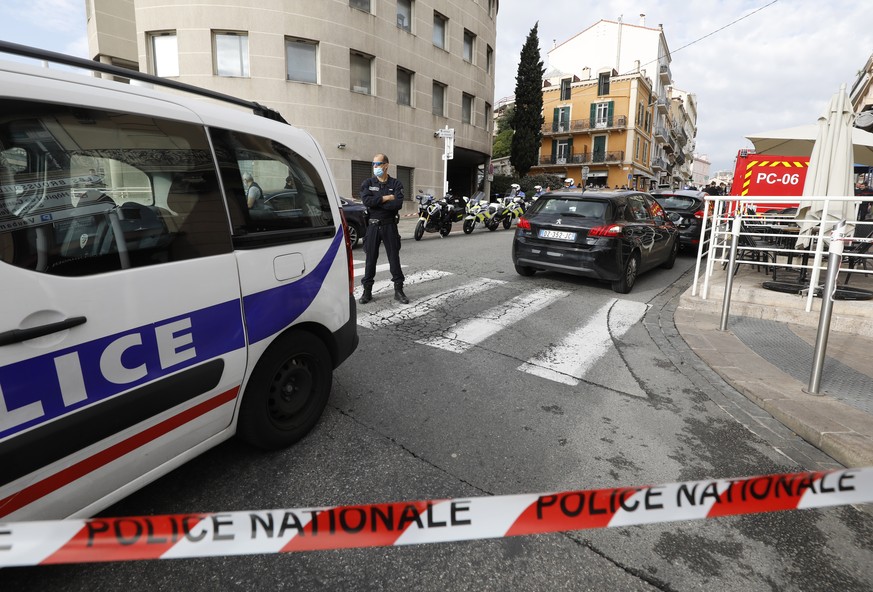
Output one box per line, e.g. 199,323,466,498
4,226,872,591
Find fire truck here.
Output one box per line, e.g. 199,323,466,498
728,150,809,213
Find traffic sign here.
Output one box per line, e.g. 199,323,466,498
437,128,455,139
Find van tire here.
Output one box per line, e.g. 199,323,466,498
237,331,332,450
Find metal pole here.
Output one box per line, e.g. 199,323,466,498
807,220,846,394
719,215,742,331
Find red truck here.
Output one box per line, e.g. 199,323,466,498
729,150,809,213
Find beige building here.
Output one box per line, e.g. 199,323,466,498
86,0,498,207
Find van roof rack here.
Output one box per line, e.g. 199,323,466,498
0,40,288,125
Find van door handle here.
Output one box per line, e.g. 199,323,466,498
0,316,87,346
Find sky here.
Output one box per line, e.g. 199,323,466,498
2,0,872,175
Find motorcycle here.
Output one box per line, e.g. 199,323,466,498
487,191,526,231
463,191,498,234
414,190,466,240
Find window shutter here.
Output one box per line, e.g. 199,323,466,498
553,107,560,132
590,103,596,126
551,140,557,160
607,101,614,126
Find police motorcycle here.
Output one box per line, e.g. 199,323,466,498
413,190,466,240
486,184,526,231
462,191,492,234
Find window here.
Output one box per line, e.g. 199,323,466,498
484,102,492,132
149,32,178,77
560,78,571,101
598,72,610,96
463,30,475,63
214,32,249,77
285,38,318,83
397,0,412,32
486,45,493,74
433,12,447,49
462,93,474,124
553,106,570,132
591,101,614,128
210,128,334,238
432,81,445,116
350,51,373,94
397,67,413,106
350,0,370,12
0,100,232,276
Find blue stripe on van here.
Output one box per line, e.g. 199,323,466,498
0,301,245,441
242,227,344,345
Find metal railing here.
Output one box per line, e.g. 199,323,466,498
691,195,873,313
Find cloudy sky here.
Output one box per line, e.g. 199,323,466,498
2,0,872,175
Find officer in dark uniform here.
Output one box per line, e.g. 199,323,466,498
358,153,408,304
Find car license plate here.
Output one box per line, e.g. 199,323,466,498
539,229,576,240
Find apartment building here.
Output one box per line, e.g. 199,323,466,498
533,15,695,189
86,0,498,204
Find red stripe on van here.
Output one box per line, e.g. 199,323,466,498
0,387,240,518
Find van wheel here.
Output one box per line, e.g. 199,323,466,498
612,252,639,294
237,331,332,450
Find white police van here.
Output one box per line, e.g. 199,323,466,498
0,42,358,519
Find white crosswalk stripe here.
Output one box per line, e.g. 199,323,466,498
517,298,648,385
353,269,453,300
415,287,570,353
357,278,506,330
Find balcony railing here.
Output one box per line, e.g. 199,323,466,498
651,157,667,171
654,126,668,142
538,150,625,166
655,97,669,113
542,116,628,135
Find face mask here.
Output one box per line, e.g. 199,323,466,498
374,167,385,177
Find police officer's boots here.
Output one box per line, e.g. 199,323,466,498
359,286,373,304
394,284,409,304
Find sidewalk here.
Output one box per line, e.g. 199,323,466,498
675,263,873,468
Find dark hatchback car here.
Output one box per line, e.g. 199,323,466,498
651,189,710,251
340,197,367,248
512,190,679,293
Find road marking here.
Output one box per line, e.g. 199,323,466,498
518,299,649,385
353,269,453,299
358,278,506,329
353,262,408,275
416,288,569,353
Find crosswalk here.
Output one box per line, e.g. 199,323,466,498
352,259,650,390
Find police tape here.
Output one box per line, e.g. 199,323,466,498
2,467,871,566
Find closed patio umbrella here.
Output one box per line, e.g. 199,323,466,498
794,84,857,250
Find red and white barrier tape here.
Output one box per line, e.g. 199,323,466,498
2,467,871,566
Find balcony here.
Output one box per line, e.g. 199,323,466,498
655,97,669,114
659,64,672,83
542,116,628,136
651,157,667,171
653,126,668,143
538,150,625,166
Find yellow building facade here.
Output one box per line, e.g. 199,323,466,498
531,70,659,190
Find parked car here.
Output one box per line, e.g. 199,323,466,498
651,189,710,251
512,190,679,293
340,197,367,248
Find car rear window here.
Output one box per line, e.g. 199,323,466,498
533,198,607,219
654,195,698,209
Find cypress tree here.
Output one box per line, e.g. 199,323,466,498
510,22,545,177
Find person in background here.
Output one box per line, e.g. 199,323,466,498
243,172,263,209
563,178,576,189
358,153,407,305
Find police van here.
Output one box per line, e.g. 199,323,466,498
0,42,358,520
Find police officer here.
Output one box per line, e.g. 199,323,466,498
358,153,408,304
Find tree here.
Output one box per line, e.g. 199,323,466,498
510,23,544,177
492,104,514,158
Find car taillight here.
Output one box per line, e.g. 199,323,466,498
517,217,531,230
339,209,355,294
694,210,705,219
588,224,623,237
